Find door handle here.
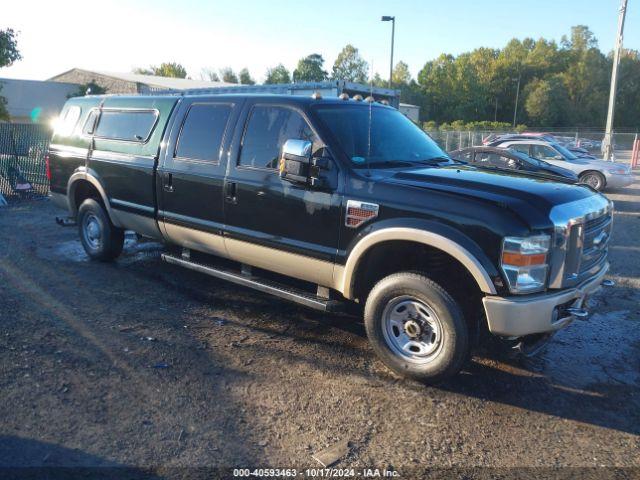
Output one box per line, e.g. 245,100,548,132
225,182,237,204
163,172,174,192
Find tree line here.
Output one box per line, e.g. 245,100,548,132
131,26,639,129
402,25,640,129
132,44,369,86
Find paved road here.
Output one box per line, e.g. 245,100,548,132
0,178,639,478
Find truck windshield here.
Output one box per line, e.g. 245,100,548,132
314,104,449,168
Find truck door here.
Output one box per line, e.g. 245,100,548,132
222,101,342,288
157,99,241,257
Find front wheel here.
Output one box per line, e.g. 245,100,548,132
77,198,124,261
579,171,606,191
364,272,469,383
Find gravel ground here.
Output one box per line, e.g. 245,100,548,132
0,176,639,479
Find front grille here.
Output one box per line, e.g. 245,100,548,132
578,212,612,274
548,195,612,289
584,214,610,233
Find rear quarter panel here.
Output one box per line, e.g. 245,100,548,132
48,96,101,195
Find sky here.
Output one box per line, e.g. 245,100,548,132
2,0,639,83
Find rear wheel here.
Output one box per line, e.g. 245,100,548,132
364,272,469,383
579,171,606,191
77,198,124,261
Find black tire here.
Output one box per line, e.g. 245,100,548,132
579,171,606,191
77,198,124,261
364,272,469,383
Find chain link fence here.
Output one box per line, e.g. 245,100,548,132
0,122,52,203
426,129,638,165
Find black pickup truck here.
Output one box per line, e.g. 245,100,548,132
48,93,613,382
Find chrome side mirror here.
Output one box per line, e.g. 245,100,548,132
279,139,312,184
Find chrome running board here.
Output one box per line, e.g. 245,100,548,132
161,253,343,313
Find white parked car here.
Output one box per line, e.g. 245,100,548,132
489,138,633,191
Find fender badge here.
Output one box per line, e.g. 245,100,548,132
345,200,379,228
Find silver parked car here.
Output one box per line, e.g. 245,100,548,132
489,138,634,191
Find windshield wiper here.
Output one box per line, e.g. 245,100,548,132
418,156,453,165
360,160,415,169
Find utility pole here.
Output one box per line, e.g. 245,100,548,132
512,71,521,128
603,0,628,161
381,16,395,88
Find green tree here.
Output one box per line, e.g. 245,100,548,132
371,72,387,87
616,49,640,128
134,62,187,78
559,25,609,125
392,61,411,85
524,75,570,126
220,67,238,83
332,44,368,83
0,28,22,120
200,68,220,82
561,25,598,52
238,68,255,85
0,28,21,68
293,54,328,82
418,53,458,121
264,64,291,84
67,81,107,98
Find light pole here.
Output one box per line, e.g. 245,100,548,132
512,71,521,128
381,16,395,88
603,0,628,161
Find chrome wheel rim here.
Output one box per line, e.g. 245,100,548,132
582,174,601,189
82,213,102,250
382,296,444,364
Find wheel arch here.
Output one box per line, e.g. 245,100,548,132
67,169,122,227
336,225,499,300
578,169,607,186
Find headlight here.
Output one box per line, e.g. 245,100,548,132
501,234,550,293
608,167,628,175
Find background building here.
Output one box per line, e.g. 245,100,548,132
399,103,420,123
49,68,232,94
0,78,78,123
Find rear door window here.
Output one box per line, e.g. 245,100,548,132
239,106,319,170
175,103,232,163
82,109,99,135
509,144,530,156
95,110,158,142
56,106,81,136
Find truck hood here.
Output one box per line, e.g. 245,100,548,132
384,165,596,228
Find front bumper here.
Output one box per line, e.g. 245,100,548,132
605,172,635,189
483,263,609,337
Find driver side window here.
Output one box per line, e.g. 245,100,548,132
239,106,321,170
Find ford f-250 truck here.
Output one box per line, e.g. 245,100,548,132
48,93,614,382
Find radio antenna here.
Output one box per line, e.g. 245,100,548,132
366,60,374,177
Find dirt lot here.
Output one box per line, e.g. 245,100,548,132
1,176,639,479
